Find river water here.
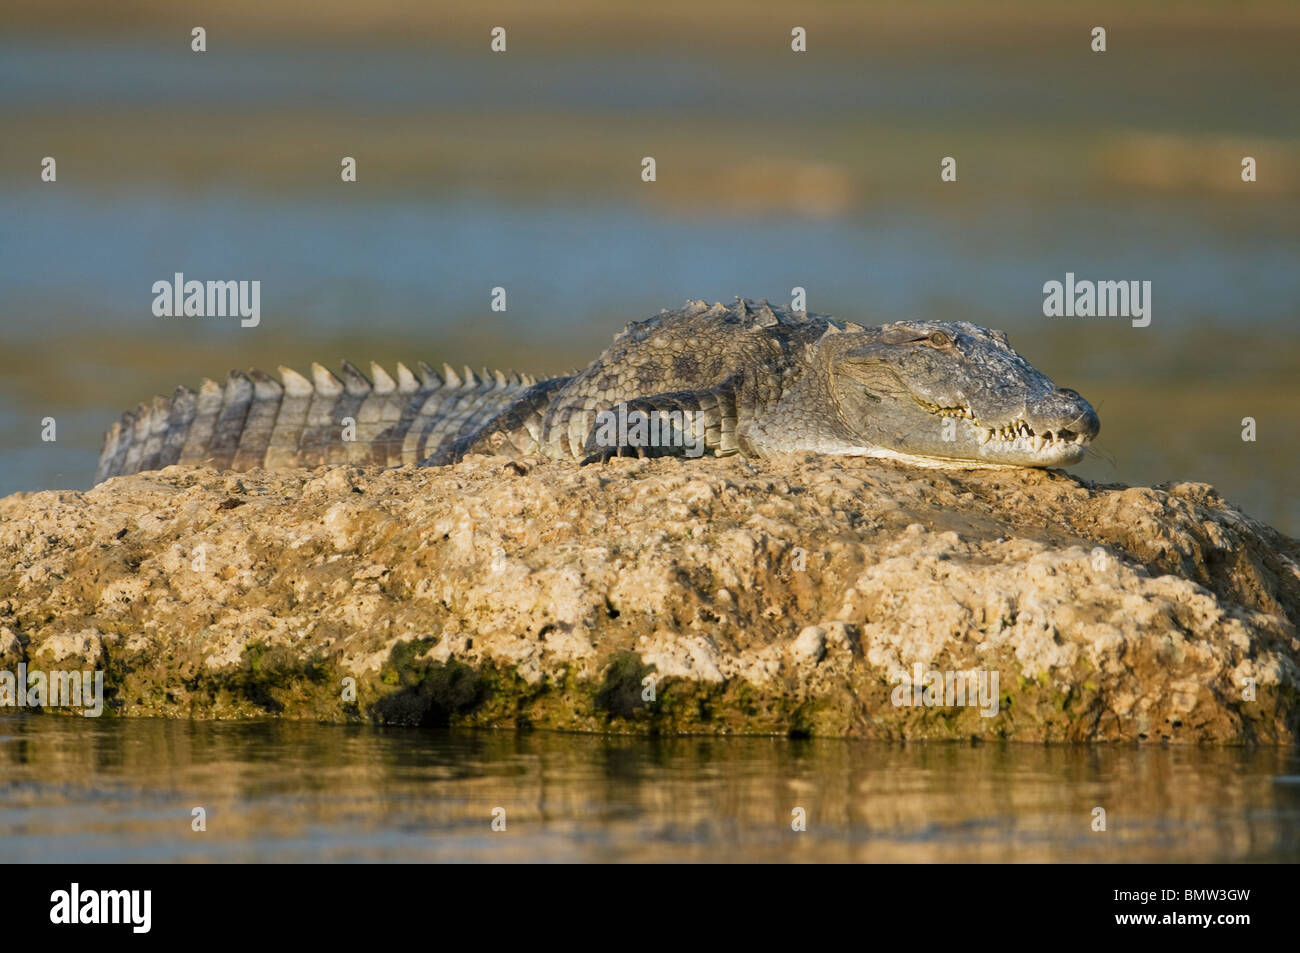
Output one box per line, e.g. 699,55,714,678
2,714,1297,863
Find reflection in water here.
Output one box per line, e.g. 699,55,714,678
1,714,1297,862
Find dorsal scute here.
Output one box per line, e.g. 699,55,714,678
394,362,421,393
249,369,283,398
621,311,665,339
194,380,223,423
310,362,344,396
417,362,444,389
278,365,313,397
339,360,372,396
370,362,397,394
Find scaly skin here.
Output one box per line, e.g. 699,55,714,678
95,297,1099,482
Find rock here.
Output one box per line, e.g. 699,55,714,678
0,627,23,665
0,456,1296,742
31,629,104,667
792,626,827,664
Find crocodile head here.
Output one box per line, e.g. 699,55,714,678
824,320,1099,468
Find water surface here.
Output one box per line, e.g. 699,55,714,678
2,715,1297,863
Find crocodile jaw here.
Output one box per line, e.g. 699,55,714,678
969,421,1092,466
848,446,1025,470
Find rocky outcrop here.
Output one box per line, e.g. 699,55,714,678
2,456,1297,743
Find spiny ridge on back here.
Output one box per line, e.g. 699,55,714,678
95,360,538,482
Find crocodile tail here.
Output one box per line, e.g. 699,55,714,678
94,361,543,482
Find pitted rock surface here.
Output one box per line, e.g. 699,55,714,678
2,456,1297,742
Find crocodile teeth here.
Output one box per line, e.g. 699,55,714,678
979,421,1090,452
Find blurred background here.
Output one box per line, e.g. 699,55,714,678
3,0,1298,533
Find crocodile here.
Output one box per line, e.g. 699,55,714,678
94,297,1099,483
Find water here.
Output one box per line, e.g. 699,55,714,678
2,714,1297,863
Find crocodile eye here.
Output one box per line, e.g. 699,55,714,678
928,330,952,348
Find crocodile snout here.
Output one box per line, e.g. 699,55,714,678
1037,386,1100,444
